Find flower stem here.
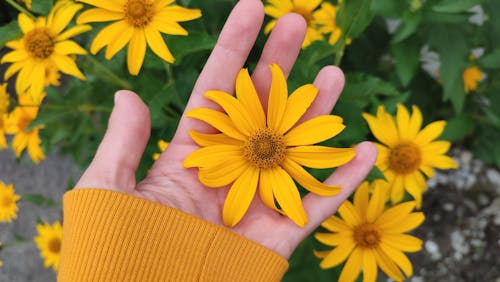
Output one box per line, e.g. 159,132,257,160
5,0,35,19
85,55,133,90
334,42,346,66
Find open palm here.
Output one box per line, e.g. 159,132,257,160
75,0,376,259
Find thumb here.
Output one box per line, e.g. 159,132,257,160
75,90,151,193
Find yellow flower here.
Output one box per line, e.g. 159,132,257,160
264,0,324,48
5,92,46,163
152,139,169,160
34,221,62,271
17,0,32,10
313,2,342,45
362,105,458,208
0,84,10,151
77,0,202,75
314,182,425,282
0,181,21,223
184,64,355,227
463,65,482,93
1,1,90,102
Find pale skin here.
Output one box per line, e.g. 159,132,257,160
75,0,377,259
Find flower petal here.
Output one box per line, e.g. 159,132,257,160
320,216,352,233
379,243,413,277
18,13,35,33
362,249,378,282
90,20,128,54
319,243,356,269
183,145,242,168
353,182,369,221
338,247,363,282
259,168,280,211
337,201,362,227
127,29,147,75
144,25,174,63
404,174,425,208
375,201,416,227
267,64,288,131
77,0,124,12
52,54,85,80
49,2,83,34
270,166,308,227
374,247,404,281
421,140,451,155
277,84,317,134
382,212,425,234
421,154,458,170
286,145,355,169
366,182,386,223
188,131,243,147
1,50,29,64
222,166,259,226
198,158,248,188
57,25,92,41
186,108,247,140
314,232,352,247
362,106,399,147
104,20,133,59
281,158,341,196
381,234,423,252
235,69,266,129
54,40,87,55
408,105,423,138
414,120,446,145
204,90,256,135
284,115,344,146
155,5,201,22
77,8,124,24
396,104,411,140
151,19,188,35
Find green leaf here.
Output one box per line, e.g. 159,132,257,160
391,36,421,86
31,0,53,15
22,193,59,207
0,20,22,49
428,26,468,112
168,32,216,65
440,114,475,141
478,48,500,69
342,73,401,107
432,0,484,13
371,0,407,18
392,11,421,44
338,0,374,40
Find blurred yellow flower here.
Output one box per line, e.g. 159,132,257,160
77,0,201,75
34,221,62,271
313,2,342,45
362,105,458,208
5,92,46,163
0,182,21,223
1,1,90,102
152,139,169,160
0,84,10,151
17,0,32,10
264,0,325,48
463,65,482,93
184,64,355,227
314,182,424,282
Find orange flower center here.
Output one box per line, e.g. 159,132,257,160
48,237,61,253
388,142,421,174
244,128,286,169
354,223,380,248
125,0,154,28
0,195,13,208
24,28,55,60
291,6,312,26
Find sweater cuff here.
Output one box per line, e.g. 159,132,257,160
59,189,288,281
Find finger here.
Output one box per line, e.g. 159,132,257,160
300,66,345,122
170,0,264,145
75,90,151,193
287,142,377,242
251,13,306,109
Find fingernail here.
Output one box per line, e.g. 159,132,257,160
114,91,124,105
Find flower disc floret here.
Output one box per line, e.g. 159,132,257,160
244,128,286,169
353,223,380,249
125,0,154,28
24,28,55,60
388,142,421,174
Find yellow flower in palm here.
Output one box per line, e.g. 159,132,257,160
34,221,62,271
0,84,10,151
152,139,169,160
5,92,46,163
362,105,458,208
314,181,424,282
77,0,202,75
313,2,342,45
264,0,324,48
0,181,21,223
463,65,482,93
184,64,355,227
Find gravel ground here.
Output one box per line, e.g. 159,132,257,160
0,148,499,281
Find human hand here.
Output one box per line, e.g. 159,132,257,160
75,0,377,259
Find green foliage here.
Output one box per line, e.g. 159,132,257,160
0,20,21,49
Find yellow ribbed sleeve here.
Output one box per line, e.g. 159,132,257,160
58,189,288,281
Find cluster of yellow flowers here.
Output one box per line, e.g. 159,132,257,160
264,0,343,48
0,181,62,271
0,0,201,163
